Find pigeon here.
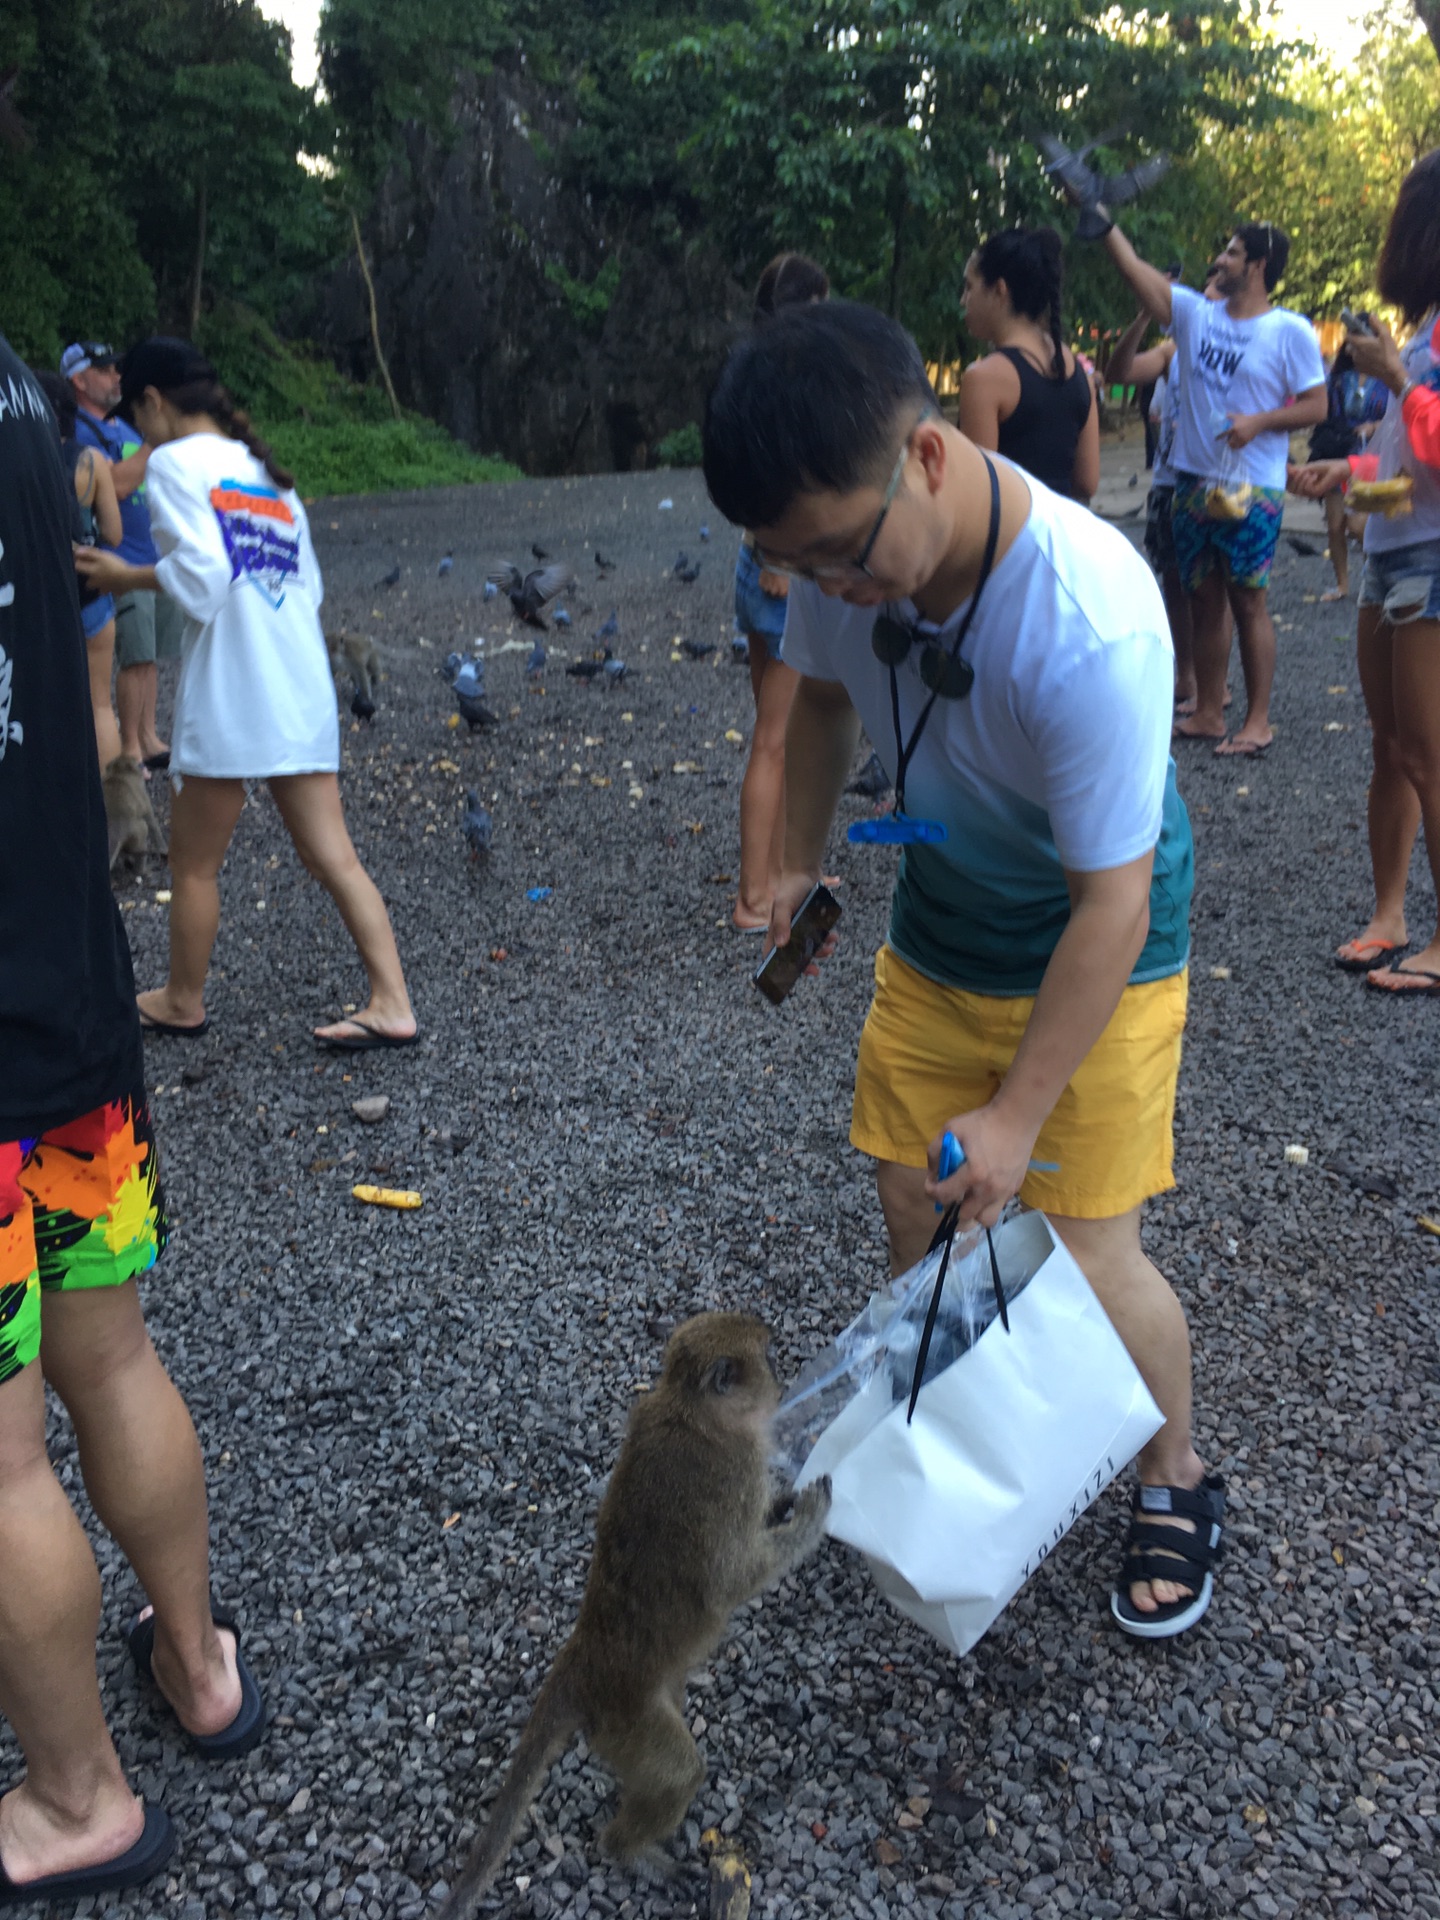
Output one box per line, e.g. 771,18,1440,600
1035,129,1169,240
525,640,547,678
676,558,702,584
846,749,893,798
699,524,711,542
440,650,465,685
350,689,376,723
483,580,498,600
438,552,453,575
488,561,573,629
374,564,402,589
680,638,715,661
602,654,628,684
531,543,551,561
731,634,750,665
566,656,605,681
1286,534,1323,558
593,610,619,642
454,659,496,730
553,607,572,628
462,789,493,858
1128,472,1139,488
595,551,616,573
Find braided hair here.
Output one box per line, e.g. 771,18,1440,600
160,376,295,491
753,252,830,326
973,227,1068,378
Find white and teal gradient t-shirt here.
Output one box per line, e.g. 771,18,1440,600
782,466,1193,997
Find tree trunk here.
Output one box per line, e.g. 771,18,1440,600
351,208,402,421
1415,0,1440,62
188,172,207,337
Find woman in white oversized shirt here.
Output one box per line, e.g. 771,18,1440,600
77,338,416,1048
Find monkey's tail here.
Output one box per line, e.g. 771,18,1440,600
435,1662,583,1920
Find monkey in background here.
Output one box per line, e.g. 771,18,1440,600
436,1313,831,1919
326,629,380,720
101,754,167,872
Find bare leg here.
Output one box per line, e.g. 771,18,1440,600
267,773,416,1041
136,775,247,1031
40,1283,240,1739
1322,491,1349,599
1172,568,1229,739
1368,613,1440,985
1162,564,1197,711
1214,581,1275,753
85,619,121,769
0,1359,143,1888
138,661,168,762
735,641,800,929
115,663,155,764
874,1166,1204,1613
1343,605,1418,956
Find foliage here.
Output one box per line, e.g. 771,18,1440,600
543,253,623,331
639,0,1300,356
1196,4,1440,317
197,304,520,496
654,421,703,466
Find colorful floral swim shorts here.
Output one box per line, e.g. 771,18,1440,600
0,1090,167,1387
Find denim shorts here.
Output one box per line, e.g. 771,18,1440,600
733,541,789,646
1358,539,1440,623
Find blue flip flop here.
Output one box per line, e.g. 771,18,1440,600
127,1601,267,1759
0,1801,174,1907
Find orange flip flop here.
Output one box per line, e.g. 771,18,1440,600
1335,936,1406,973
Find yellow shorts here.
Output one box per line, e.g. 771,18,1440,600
851,946,1188,1220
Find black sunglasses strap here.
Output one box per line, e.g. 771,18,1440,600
905,1212,1010,1425
888,456,1003,819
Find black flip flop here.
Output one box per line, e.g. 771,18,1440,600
127,1603,267,1760
0,1801,174,1907
313,1020,420,1053
1334,937,1407,974
142,751,171,772
137,1012,210,1039
1365,965,1440,997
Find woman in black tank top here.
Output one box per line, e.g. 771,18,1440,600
958,227,1100,503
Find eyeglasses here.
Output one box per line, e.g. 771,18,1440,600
871,613,975,699
753,411,930,582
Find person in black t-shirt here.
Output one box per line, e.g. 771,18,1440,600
0,334,265,1903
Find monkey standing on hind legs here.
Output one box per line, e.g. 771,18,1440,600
326,629,380,718
436,1312,832,1920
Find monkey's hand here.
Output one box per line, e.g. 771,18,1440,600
775,1477,831,1563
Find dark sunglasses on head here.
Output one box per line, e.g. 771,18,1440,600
871,613,975,699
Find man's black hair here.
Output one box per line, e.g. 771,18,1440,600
1377,146,1440,324
703,300,936,533
1234,222,1289,292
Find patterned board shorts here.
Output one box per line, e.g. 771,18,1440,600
0,1090,167,1387
1171,476,1286,593
1144,484,1177,574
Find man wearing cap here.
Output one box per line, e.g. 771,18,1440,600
64,341,183,771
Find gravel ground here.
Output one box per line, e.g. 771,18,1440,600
14,469,1439,1920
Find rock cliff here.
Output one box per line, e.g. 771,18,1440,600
317,64,747,475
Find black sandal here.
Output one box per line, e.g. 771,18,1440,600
1111,1475,1225,1639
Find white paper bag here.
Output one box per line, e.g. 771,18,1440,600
790,1210,1162,1656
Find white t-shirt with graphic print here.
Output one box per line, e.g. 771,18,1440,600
1168,285,1325,491
146,432,340,779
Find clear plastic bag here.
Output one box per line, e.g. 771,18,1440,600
771,1207,1036,1479
1205,434,1252,521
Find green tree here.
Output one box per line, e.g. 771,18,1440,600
641,0,1296,358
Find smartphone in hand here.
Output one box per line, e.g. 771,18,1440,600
1340,306,1376,337
753,883,842,1007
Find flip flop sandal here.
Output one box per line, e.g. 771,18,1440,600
1365,966,1440,997
142,751,171,772
313,1020,420,1053
1335,937,1406,973
0,1801,174,1907
128,1601,267,1759
138,1013,210,1039
1111,1474,1226,1640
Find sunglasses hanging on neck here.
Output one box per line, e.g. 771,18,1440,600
849,456,1002,849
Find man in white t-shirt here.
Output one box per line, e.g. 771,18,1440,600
703,301,1226,1639
1098,223,1326,756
